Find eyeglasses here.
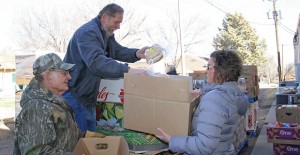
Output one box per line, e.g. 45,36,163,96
203,65,215,70
49,68,70,75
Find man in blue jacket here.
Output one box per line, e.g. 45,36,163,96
63,3,148,132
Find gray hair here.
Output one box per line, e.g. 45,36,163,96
99,3,124,18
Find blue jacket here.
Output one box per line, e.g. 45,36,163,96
64,16,140,106
169,82,248,155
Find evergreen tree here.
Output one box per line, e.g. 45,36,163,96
213,12,267,66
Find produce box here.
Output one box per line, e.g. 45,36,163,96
96,128,167,152
273,143,300,155
267,122,300,145
73,136,128,155
97,78,124,103
96,102,124,128
276,105,300,123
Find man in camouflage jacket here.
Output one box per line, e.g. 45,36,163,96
14,53,80,155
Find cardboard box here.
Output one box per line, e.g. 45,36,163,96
242,65,257,76
123,73,198,136
273,143,300,155
267,122,300,145
124,73,193,103
97,79,124,103
73,136,129,155
245,86,259,98
240,75,258,87
124,95,200,136
276,105,300,123
245,101,258,131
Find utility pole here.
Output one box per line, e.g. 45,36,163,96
268,0,282,83
282,44,284,81
177,0,185,75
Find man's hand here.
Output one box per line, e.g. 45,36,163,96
128,68,148,76
155,128,171,143
135,46,149,59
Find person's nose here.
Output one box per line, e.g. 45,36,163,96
116,23,120,29
66,73,72,80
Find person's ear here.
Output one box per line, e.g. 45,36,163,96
101,13,108,21
44,70,52,81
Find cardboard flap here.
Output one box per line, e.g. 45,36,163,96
124,73,193,102
73,136,129,155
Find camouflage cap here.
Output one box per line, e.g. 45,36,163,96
33,53,75,75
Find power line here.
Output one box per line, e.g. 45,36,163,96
278,22,295,34
203,0,227,14
202,0,274,26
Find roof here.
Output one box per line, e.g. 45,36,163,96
15,54,36,79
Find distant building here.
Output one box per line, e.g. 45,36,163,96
15,54,36,86
129,55,208,76
0,52,16,98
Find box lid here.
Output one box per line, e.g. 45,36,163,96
124,73,193,102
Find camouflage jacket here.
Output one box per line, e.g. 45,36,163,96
14,78,80,155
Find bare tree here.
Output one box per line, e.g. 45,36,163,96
14,0,147,53
258,56,278,84
15,6,71,52
145,12,207,66
283,63,295,81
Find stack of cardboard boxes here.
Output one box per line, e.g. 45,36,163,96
267,105,300,154
95,78,169,152
239,65,259,134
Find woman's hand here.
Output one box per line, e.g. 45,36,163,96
192,89,202,98
155,128,171,143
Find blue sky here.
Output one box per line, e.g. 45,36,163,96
0,0,299,65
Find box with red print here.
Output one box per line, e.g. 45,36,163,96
245,101,258,131
97,78,124,103
96,78,124,128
